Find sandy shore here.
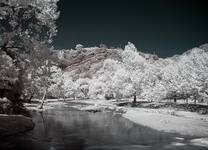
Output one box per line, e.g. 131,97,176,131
123,108,208,136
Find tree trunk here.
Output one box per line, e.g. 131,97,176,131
133,92,137,104
39,88,47,109
28,94,34,103
194,99,196,105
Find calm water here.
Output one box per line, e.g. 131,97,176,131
0,105,207,150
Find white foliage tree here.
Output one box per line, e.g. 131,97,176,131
75,78,90,99
89,79,106,99
0,0,60,103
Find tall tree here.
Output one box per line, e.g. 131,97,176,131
0,0,60,102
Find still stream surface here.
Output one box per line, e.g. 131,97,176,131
0,105,207,150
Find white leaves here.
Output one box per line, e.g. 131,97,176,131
0,0,59,45
124,42,137,52
88,79,105,99
122,42,146,69
75,44,84,51
57,50,65,59
35,0,60,21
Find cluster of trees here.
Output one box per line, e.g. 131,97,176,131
50,42,208,104
160,47,208,103
0,0,60,106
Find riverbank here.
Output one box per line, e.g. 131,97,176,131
25,99,208,136
24,99,208,147
67,100,208,136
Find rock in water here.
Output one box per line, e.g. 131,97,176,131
0,115,35,136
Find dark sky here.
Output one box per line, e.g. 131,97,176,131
54,0,208,57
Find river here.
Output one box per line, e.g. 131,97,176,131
0,105,206,150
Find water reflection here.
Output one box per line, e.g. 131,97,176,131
0,106,207,150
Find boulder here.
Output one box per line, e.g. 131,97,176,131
0,114,35,136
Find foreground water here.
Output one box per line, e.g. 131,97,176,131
0,105,207,150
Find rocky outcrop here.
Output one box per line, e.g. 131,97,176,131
56,46,159,77
0,98,34,136
57,47,122,79
0,78,22,103
0,114,35,136
0,98,31,117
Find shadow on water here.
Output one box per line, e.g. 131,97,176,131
0,105,207,150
